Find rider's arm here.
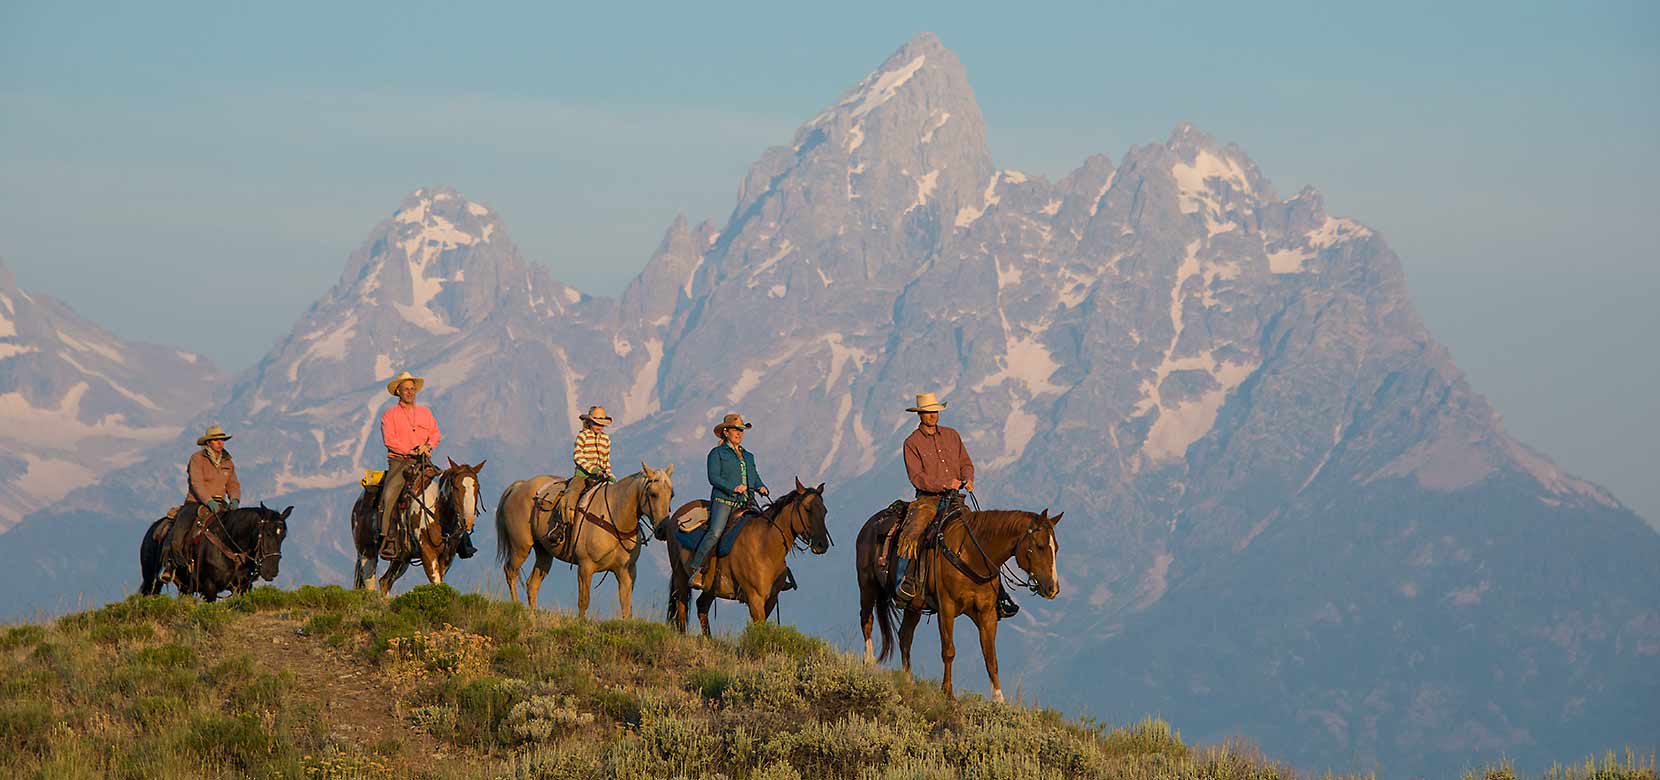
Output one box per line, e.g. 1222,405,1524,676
380,407,401,457
708,447,738,493
423,407,441,452
225,459,242,501
903,437,945,493
187,453,213,504
748,452,766,494
955,429,975,486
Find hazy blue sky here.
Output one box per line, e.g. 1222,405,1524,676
2,2,1656,524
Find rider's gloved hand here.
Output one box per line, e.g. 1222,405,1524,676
226,498,240,510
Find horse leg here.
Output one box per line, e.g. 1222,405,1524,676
575,559,596,619
695,589,718,638
502,535,531,606
421,545,444,585
353,551,377,590
615,564,635,621
899,607,922,678
379,560,408,597
936,602,959,699
525,547,554,612
969,605,1004,703
745,590,768,624
860,579,877,664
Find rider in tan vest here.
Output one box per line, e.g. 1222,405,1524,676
893,392,1018,618
162,425,242,581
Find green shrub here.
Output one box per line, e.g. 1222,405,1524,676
89,621,155,645
186,712,275,768
226,586,292,612
189,602,234,634
1099,716,1187,758
227,670,291,711
493,643,534,678
0,624,46,649
595,687,644,728
0,700,54,753
292,584,365,611
505,695,595,744
391,584,460,625
303,612,344,636
131,643,197,669
738,621,828,660
687,667,732,702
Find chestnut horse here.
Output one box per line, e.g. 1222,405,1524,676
662,479,831,635
351,457,486,595
856,505,1062,702
494,465,674,618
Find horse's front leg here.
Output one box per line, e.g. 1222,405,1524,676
695,588,718,637
615,561,636,620
969,604,1003,703
936,601,958,699
354,552,378,591
575,559,596,619
422,553,444,585
899,607,922,678
859,578,877,664
379,560,408,596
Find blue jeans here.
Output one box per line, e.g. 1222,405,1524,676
688,500,734,572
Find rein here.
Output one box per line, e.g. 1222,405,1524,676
938,498,1045,594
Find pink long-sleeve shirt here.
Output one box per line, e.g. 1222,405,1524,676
381,403,441,459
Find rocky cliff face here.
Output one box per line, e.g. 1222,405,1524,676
0,259,222,529
1,32,1652,777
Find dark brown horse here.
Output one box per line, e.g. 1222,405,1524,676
139,504,292,600
352,457,486,594
856,505,1062,702
664,479,831,634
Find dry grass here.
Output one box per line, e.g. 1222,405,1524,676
1,586,1649,779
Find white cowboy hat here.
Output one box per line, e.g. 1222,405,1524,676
196,425,233,446
905,392,948,413
712,412,753,438
386,371,425,397
580,405,614,426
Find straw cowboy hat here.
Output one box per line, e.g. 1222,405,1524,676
580,405,614,426
905,392,948,413
196,425,233,446
712,412,753,438
386,371,425,397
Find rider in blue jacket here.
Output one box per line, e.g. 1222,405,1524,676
691,413,768,576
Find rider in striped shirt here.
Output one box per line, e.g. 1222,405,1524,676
558,406,615,522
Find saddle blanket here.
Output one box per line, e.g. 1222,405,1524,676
675,509,755,560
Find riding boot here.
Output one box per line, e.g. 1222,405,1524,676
995,583,1020,619
894,557,919,601
456,532,477,559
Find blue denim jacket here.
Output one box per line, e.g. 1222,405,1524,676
707,443,765,507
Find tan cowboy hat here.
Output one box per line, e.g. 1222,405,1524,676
196,425,233,446
712,412,753,438
905,392,948,413
386,371,425,397
580,405,614,426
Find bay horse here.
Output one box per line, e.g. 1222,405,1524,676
139,504,292,601
494,464,674,618
663,479,832,635
351,457,486,595
856,504,1062,702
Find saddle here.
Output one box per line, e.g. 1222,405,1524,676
533,478,607,553
373,461,440,560
671,501,760,560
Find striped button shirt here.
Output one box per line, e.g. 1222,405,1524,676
573,427,613,480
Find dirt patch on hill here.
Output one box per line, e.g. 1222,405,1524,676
215,612,477,771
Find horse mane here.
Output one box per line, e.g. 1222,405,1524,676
964,509,1039,539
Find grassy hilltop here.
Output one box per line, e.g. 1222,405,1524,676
0,585,1650,780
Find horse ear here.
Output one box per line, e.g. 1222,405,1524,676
475,459,487,472
281,506,294,519
664,463,674,477
1049,511,1063,525
260,501,268,510
815,482,825,493
641,460,650,475
447,456,458,469
795,476,806,492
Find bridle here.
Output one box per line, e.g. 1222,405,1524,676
435,466,485,549
946,496,1052,595
759,490,832,553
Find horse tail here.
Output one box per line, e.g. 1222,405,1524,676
494,481,519,568
873,578,898,663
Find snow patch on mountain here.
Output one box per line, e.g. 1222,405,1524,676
0,383,177,449
56,330,125,364
56,352,160,411
921,112,951,143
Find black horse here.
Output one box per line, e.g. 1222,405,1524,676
139,504,292,600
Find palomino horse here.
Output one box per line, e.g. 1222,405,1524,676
856,504,1062,702
139,504,292,600
494,464,674,618
662,479,832,635
351,458,486,595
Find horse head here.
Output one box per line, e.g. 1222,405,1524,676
1013,509,1062,599
790,477,833,555
639,462,675,527
254,505,293,582
444,457,487,535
